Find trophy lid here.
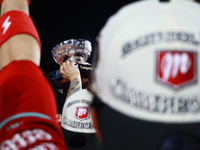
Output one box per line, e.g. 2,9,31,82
51,39,92,65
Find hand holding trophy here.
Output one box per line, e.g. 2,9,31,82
46,39,93,94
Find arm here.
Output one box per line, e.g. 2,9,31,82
60,60,82,99
0,0,67,149
0,0,40,70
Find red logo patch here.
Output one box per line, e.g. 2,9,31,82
156,51,197,89
75,107,89,120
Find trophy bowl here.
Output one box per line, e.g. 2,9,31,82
51,39,92,65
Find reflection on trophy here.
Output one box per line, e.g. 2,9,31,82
45,39,93,95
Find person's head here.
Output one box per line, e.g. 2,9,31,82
91,0,200,149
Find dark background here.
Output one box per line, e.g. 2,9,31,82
29,0,138,112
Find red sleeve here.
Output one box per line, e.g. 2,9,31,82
0,61,68,149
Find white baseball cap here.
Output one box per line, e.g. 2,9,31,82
92,0,200,123
61,89,96,133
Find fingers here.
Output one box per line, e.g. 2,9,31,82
61,61,69,73
60,64,63,74
61,60,76,70
71,61,75,65
66,60,75,65
64,60,70,68
60,60,80,81
60,61,68,72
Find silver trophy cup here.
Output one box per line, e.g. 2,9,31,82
52,39,92,66
46,39,93,94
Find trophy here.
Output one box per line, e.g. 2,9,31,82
45,39,93,94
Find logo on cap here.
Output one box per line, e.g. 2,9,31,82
156,51,197,90
75,107,90,121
